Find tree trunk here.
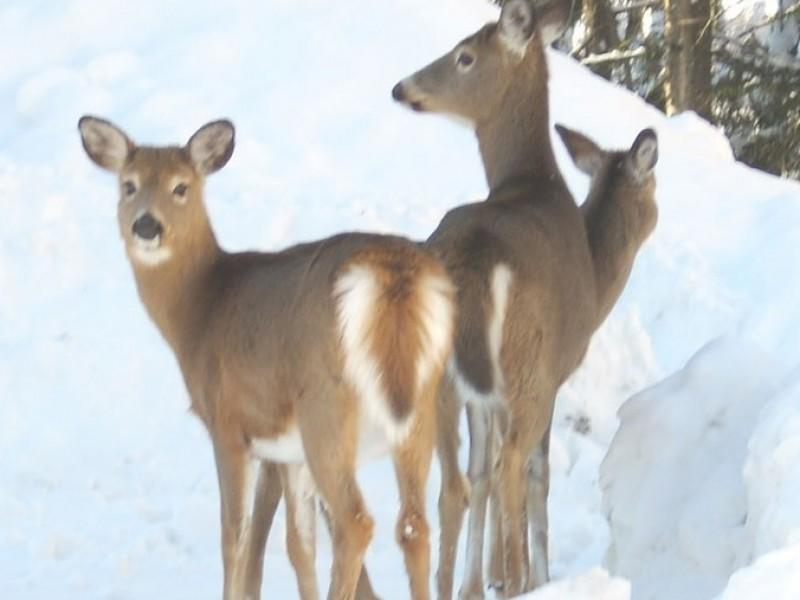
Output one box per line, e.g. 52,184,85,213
583,0,621,79
664,0,713,121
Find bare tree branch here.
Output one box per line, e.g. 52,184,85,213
581,47,647,64
737,1,800,38
612,0,661,14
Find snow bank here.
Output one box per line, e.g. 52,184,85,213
522,568,630,600
717,544,800,600
742,370,800,556
602,337,800,599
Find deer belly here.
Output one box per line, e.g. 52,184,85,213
250,428,306,463
248,417,397,466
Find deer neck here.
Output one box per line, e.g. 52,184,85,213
476,44,560,192
582,183,655,324
129,216,223,358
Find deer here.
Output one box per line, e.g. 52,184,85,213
390,0,657,597
485,124,659,591
77,116,456,600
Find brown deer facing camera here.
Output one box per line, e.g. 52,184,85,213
78,116,455,600
392,0,657,598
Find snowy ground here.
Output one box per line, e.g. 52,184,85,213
2,1,800,599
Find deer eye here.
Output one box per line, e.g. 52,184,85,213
122,181,136,196
173,183,188,197
456,51,475,69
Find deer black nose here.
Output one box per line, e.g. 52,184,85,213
391,82,406,102
132,213,163,240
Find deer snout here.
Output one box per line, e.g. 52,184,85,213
391,82,407,102
132,213,163,241
392,80,426,112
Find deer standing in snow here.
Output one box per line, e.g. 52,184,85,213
393,0,591,594
485,124,659,590
78,116,455,600
392,0,656,597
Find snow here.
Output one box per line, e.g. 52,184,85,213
2,1,800,599
601,338,788,599
524,568,630,600
716,544,800,600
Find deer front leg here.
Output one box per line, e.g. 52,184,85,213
495,434,527,598
459,403,493,600
319,502,382,600
488,482,504,593
488,416,507,593
244,461,283,599
280,463,320,600
213,438,264,600
525,433,550,592
435,376,469,600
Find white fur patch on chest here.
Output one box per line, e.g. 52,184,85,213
250,427,306,463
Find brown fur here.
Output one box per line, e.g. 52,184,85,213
79,117,455,600
393,1,616,597
484,126,659,592
343,245,442,421
581,152,658,325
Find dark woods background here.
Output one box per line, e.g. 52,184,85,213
495,0,800,178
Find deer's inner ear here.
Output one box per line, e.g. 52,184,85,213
78,116,133,173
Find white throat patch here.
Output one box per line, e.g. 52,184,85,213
129,237,172,267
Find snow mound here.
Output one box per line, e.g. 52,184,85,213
717,544,800,600
523,568,631,600
602,337,800,599
739,369,800,561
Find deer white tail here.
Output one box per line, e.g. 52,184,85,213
335,251,455,445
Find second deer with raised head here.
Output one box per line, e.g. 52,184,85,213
393,0,597,597
484,124,659,591
78,116,455,600
393,2,660,595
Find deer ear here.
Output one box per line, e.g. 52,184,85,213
187,119,235,175
627,128,658,180
499,0,537,53
555,124,605,176
537,0,572,46
78,116,133,173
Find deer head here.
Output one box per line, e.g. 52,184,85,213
78,116,234,268
555,125,659,187
391,0,569,127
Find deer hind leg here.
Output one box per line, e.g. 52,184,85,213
495,430,529,598
213,438,266,600
525,434,550,592
435,375,469,600
319,502,382,600
325,512,381,600
244,461,283,599
458,402,494,600
391,396,436,600
301,399,373,600
354,568,381,600
280,463,320,600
